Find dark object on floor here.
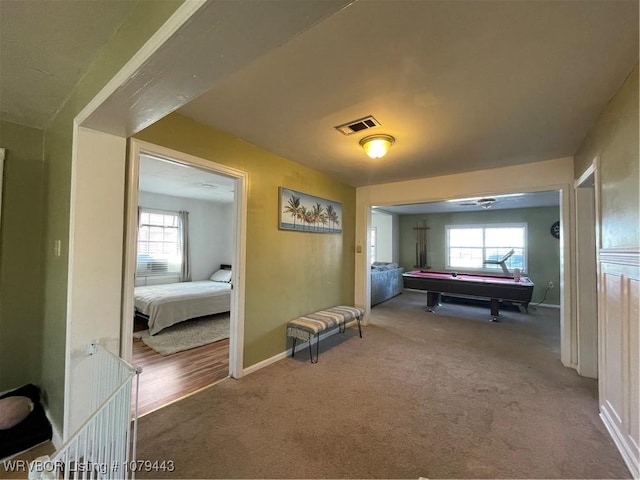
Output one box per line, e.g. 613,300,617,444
0,384,52,459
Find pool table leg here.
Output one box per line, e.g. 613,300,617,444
489,298,501,322
426,292,441,312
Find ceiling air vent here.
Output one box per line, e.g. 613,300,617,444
334,115,381,136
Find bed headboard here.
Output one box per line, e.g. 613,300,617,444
220,264,232,270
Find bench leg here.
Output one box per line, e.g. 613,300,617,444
357,316,363,338
308,333,320,364
291,337,297,357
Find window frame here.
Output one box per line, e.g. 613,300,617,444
445,222,528,273
136,207,182,276
370,226,377,264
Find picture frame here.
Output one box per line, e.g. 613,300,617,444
279,187,342,233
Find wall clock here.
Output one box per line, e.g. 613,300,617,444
550,220,560,239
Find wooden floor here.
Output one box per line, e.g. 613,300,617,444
132,335,230,417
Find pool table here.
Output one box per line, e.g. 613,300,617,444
402,270,535,321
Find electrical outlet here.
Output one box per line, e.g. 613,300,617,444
548,281,554,289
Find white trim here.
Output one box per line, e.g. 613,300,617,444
369,225,378,264
242,325,352,376
43,406,63,450
591,156,603,252
121,139,248,379
242,350,291,377
558,185,573,369
360,205,373,325
0,147,4,230
120,141,141,362
62,120,81,438
574,162,597,189
599,248,640,267
536,303,561,310
574,162,599,379
229,163,248,379
601,407,639,479
73,1,207,129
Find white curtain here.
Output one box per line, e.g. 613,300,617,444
179,210,192,282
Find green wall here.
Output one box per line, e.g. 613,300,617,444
40,0,184,429
398,206,561,305
0,121,45,392
134,113,356,367
574,63,639,249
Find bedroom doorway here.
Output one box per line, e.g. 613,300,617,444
121,139,247,416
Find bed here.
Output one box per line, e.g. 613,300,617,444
134,264,232,335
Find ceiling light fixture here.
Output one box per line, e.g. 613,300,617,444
359,134,395,159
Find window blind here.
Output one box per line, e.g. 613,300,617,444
136,209,182,276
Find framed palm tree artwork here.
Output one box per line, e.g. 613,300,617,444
279,187,342,233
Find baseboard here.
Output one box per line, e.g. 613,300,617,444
43,406,63,450
242,350,291,376
536,303,560,309
600,407,639,479
242,323,355,376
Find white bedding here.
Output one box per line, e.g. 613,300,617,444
134,280,231,335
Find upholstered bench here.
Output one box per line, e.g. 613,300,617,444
287,306,364,363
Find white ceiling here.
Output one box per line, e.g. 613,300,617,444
180,0,638,187
1,0,636,192
139,154,235,203
373,190,559,215
0,0,139,129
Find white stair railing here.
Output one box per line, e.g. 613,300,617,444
30,344,142,480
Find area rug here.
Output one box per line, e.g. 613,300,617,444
133,313,230,356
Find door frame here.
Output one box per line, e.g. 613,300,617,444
121,138,247,379
574,158,600,378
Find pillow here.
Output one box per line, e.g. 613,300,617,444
0,396,34,430
210,269,232,283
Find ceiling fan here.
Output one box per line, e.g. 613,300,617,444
457,197,497,209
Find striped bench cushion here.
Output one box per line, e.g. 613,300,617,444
287,306,364,342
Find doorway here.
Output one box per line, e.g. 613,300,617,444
121,139,247,415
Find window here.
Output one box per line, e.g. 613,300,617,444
370,227,377,263
137,209,182,275
446,223,527,272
